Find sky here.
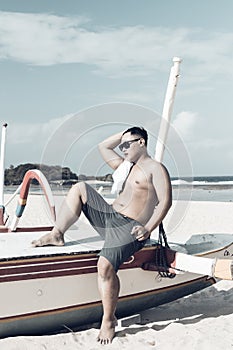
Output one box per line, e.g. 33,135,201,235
0,0,233,177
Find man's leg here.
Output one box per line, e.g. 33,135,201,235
32,182,87,247
97,256,119,345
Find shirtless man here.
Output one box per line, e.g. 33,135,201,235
32,126,172,344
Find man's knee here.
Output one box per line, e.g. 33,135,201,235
70,182,87,202
97,257,116,280
71,181,85,193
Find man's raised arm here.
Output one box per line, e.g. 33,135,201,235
98,132,124,170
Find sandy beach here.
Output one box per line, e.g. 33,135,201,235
0,194,233,349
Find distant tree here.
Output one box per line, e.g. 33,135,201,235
4,163,78,185
78,174,87,181
4,163,111,186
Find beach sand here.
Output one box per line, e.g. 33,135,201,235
1,195,233,349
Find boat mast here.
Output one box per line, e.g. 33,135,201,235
155,57,182,162
0,123,8,225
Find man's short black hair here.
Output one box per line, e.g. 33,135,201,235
122,126,148,146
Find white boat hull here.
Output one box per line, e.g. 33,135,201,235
1,229,232,338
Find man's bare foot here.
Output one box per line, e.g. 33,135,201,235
31,231,65,247
97,316,118,345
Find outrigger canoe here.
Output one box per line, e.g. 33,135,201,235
0,168,233,338
0,58,232,338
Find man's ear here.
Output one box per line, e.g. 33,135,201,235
140,138,145,146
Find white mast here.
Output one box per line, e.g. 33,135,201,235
155,57,182,162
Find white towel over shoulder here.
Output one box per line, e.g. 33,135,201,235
111,160,133,195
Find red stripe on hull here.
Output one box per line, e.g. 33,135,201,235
0,226,54,233
0,246,160,283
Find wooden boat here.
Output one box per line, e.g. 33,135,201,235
0,166,232,338
0,58,232,338
0,204,232,338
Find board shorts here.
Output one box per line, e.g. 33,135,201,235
82,183,147,271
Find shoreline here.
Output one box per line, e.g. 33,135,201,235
4,183,233,203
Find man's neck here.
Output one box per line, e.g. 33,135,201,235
134,151,150,165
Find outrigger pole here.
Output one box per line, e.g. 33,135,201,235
0,122,56,231
0,123,8,226
10,169,56,232
155,57,182,162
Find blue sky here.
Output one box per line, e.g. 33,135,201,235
0,0,233,177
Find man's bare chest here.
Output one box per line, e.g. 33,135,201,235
126,167,153,191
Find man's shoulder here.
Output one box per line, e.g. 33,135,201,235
147,157,164,169
147,158,170,177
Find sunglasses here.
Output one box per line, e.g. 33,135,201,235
119,138,141,151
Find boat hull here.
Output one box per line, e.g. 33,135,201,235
0,274,214,338
0,240,218,338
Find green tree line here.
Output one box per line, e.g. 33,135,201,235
4,163,112,186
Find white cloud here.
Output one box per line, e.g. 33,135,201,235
191,137,231,151
7,114,72,145
110,91,155,104
0,11,233,80
172,111,198,140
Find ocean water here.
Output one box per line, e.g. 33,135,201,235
171,176,233,202
4,176,233,203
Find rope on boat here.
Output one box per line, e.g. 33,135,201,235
156,222,176,278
